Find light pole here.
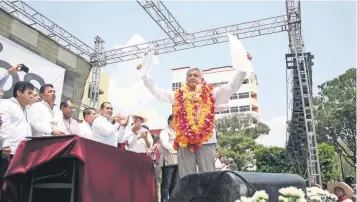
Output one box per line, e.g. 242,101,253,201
336,148,345,181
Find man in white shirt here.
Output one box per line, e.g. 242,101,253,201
91,102,128,147
59,99,80,135
0,81,34,186
79,108,97,140
137,36,253,177
29,84,65,137
118,112,153,154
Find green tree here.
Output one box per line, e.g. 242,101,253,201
254,144,340,183
216,113,270,170
318,143,340,182
313,68,356,168
254,146,297,174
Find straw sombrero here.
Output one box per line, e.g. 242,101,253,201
131,111,148,123
327,181,354,198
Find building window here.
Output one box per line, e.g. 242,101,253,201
172,82,182,91
230,106,239,113
215,111,220,114
243,79,249,84
238,92,250,99
230,93,238,100
239,105,250,112
210,81,228,87
212,83,220,87
219,82,228,86
221,109,229,114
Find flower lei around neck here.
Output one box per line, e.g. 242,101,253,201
173,80,216,152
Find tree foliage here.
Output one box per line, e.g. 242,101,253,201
313,68,356,168
317,143,339,182
254,143,340,183
254,146,297,174
216,113,270,170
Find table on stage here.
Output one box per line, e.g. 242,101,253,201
2,135,156,202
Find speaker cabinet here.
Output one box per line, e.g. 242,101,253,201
169,171,306,202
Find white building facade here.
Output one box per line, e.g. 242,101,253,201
171,66,259,120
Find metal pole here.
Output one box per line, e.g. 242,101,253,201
339,154,345,181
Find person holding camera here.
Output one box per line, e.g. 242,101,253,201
0,64,24,99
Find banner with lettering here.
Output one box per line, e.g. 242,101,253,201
0,35,65,105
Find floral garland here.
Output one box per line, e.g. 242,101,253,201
172,80,216,152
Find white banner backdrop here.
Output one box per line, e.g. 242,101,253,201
0,35,65,105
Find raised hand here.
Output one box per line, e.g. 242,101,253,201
119,116,129,126
137,131,148,140
7,64,22,74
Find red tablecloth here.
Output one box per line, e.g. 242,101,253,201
2,135,156,202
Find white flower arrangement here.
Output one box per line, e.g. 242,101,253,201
235,186,338,202
306,187,338,202
235,190,269,202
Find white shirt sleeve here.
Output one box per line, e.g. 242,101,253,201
116,126,128,143
0,72,9,89
93,117,120,137
29,103,52,135
159,129,176,153
214,70,248,105
0,101,11,148
146,131,153,148
142,75,175,104
78,124,85,137
214,34,253,105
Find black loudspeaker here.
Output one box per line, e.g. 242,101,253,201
168,171,306,202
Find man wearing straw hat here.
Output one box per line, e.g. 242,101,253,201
327,181,354,202
118,111,153,154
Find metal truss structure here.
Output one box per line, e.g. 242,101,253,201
103,14,287,64
285,0,321,186
0,0,321,185
89,36,106,108
137,0,187,43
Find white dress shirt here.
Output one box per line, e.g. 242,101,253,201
58,116,80,135
29,101,62,137
140,36,252,145
142,70,247,144
120,126,153,154
91,116,125,147
0,72,9,89
0,98,32,154
79,121,93,140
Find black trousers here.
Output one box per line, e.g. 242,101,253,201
0,151,12,188
161,165,179,202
